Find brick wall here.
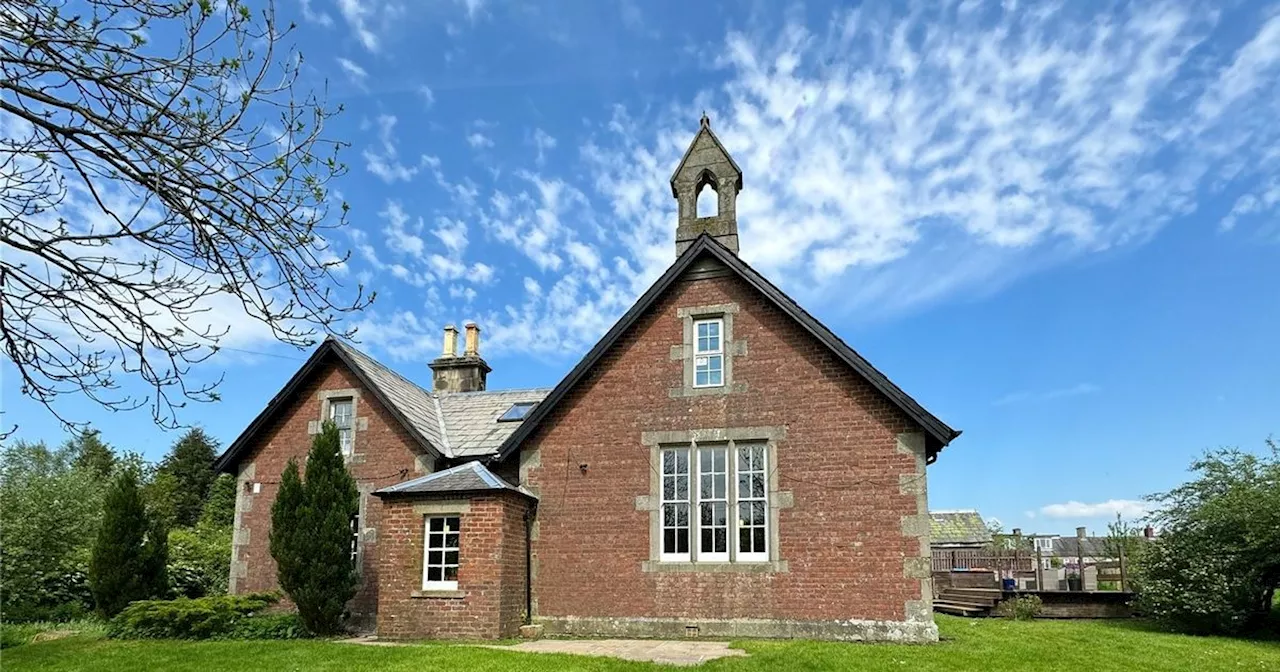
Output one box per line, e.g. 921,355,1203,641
375,493,531,640
229,354,428,623
521,268,932,633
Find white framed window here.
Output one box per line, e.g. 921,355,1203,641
659,440,769,564
330,398,354,456
692,318,724,387
349,511,361,567
698,445,729,562
660,448,691,562
422,516,460,591
736,443,768,562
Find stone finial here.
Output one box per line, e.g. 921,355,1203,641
669,115,743,256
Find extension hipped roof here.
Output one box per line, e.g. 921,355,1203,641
494,234,961,463
374,461,535,500
211,338,549,473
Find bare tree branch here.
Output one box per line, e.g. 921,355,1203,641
1,0,372,433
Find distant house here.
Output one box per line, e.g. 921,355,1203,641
929,510,992,550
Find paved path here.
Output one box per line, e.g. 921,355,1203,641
479,639,749,667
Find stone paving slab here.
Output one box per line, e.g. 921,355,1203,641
478,639,749,667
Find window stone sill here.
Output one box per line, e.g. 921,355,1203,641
668,382,748,398
411,589,467,599
641,560,787,574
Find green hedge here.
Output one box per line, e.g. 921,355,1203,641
107,593,305,640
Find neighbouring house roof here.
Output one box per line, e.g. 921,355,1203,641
930,510,992,547
1053,537,1113,558
212,339,549,473
494,234,961,464
373,461,535,500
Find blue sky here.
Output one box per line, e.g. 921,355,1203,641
5,0,1280,535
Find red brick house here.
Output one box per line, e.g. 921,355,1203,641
214,116,960,643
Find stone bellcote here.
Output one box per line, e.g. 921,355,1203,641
671,113,744,256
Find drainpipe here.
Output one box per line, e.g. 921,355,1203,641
523,507,533,625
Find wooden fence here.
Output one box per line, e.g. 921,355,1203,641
931,548,1036,573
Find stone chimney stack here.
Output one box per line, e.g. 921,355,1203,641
1076,527,1087,538
429,322,490,394
442,324,459,357
1143,525,1155,539
670,113,744,256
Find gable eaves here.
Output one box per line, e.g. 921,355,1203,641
212,338,446,474
492,234,960,464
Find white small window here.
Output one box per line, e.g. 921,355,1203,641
349,511,361,570
422,516,460,591
736,443,768,562
660,448,691,562
330,398,354,456
693,318,723,388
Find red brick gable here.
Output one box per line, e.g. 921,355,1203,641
504,258,940,640
225,354,429,623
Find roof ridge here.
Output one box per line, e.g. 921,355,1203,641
332,339,436,399
433,395,452,458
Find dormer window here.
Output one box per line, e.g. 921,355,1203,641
693,318,724,387
498,402,538,422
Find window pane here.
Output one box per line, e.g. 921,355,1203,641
427,566,442,581
664,528,677,554
444,565,458,581
444,551,459,566
695,369,709,386
428,550,443,565
445,533,459,548
445,517,459,532
708,368,722,386
430,518,444,532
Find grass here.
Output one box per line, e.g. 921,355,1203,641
2,616,1278,671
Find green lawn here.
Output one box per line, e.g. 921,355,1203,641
3,616,1278,671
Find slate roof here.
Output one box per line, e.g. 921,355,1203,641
374,461,535,499
930,510,992,547
438,388,551,458
1053,537,1112,558
213,338,549,473
330,340,445,450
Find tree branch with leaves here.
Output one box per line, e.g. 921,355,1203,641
1,0,371,434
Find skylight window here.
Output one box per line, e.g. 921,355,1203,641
498,402,538,422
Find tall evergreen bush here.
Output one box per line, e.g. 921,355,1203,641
269,422,358,635
88,470,168,617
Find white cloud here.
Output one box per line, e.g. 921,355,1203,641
431,217,468,255
335,57,367,86
417,84,436,108
300,0,334,27
993,383,1101,406
337,0,401,52
531,128,557,166
457,0,484,21
363,115,420,183
340,1,1280,361
1039,499,1150,520
470,262,496,284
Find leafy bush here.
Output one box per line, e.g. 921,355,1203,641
226,613,307,639
167,523,232,598
1135,441,1280,635
106,593,299,640
996,595,1043,620
0,441,106,622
